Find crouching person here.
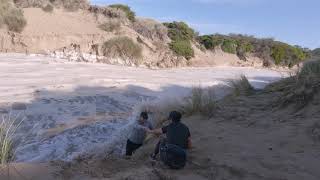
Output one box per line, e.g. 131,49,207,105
126,112,153,157
148,111,191,169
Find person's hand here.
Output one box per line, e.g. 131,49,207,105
143,127,151,133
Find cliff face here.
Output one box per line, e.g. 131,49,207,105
0,7,264,68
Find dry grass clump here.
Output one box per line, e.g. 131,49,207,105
98,20,121,32
0,0,27,33
0,113,25,164
299,59,320,78
102,36,143,64
3,8,27,33
181,86,217,117
62,0,87,11
0,17,3,28
42,4,54,13
277,60,320,107
88,5,127,21
228,75,254,96
109,4,135,22
132,18,168,42
14,0,89,11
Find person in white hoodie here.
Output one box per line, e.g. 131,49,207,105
125,112,153,156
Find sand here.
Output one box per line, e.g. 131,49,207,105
0,54,298,180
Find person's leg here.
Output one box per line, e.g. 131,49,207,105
126,139,142,156
151,138,166,159
153,140,161,156
126,139,134,156
131,143,142,154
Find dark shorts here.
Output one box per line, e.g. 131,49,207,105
160,142,187,169
126,139,142,156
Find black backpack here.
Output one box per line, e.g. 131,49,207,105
160,143,187,169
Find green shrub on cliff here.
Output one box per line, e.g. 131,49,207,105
198,34,309,67
164,21,195,41
164,21,195,59
169,40,194,60
271,43,308,67
109,4,136,22
221,39,237,54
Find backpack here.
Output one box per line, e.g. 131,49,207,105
160,143,187,169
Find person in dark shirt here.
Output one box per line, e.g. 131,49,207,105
147,111,191,160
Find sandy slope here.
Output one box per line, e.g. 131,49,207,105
0,53,286,163
51,81,320,180
2,87,319,180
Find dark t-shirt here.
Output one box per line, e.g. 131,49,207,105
162,122,191,149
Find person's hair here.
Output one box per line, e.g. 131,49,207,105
140,112,148,120
169,111,182,123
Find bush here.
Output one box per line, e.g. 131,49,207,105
299,60,320,78
198,34,251,56
221,39,237,54
169,40,194,60
98,20,121,32
163,21,195,41
42,4,54,13
271,43,308,67
0,0,26,33
3,8,27,33
274,60,320,108
228,75,254,96
198,34,308,67
164,21,195,59
312,48,320,57
197,35,213,49
102,36,142,63
271,43,287,65
109,4,135,22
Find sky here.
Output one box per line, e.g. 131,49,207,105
91,0,320,49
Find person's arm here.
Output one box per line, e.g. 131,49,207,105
187,137,192,149
187,128,192,149
146,128,163,135
146,125,167,135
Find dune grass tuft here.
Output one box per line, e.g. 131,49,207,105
181,86,217,117
0,0,27,33
228,75,254,96
98,20,121,32
102,36,143,65
276,60,320,108
0,112,25,164
42,4,54,13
